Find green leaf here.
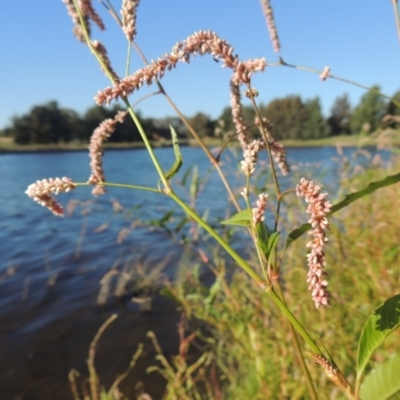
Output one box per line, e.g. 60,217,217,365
255,222,269,256
356,294,400,387
164,125,183,180
267,232,280,263
221,209,251,227
359,353,400,400
285,172,400,249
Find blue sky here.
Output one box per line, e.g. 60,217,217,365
1,0,399,129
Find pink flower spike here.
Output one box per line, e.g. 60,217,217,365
296,178,332,309
25,177,77,217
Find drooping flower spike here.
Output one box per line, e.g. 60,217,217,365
296,178,332,309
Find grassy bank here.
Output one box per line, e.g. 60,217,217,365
1,131,399,153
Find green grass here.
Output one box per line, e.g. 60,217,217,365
154,160,400,399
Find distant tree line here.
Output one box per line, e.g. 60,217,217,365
1,86,400,145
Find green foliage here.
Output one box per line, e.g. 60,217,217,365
350,85,386,134
327,93,352,136
285,171,400,249
356,294,400,388
262,95,309,140
360,353,400,400
187,112,216,138
384,90,400,129
164,165,400,399
303,97,328,139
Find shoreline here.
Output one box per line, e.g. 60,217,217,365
1,134,399,154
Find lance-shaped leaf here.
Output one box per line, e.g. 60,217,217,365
359,353,400,400
221,209,252,227
164,125,183,180
285,172,400,249
356,294,400,391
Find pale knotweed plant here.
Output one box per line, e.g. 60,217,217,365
91,40,120,81
259,0,281,53
241,139,266,176
254,116,290,176
88,110,127,196
62,0,105,42
252,193,268,226
296,178,332,309
25,178,77,217
230,81,249,148
94,30,266,106
121,0,140,42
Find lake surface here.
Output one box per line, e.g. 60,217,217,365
0,145,393,399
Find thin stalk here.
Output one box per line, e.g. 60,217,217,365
72,0,170,190
392,0,400,44
76,181,162,193
274,282,319,400
123,99,171,191
168,190,262,283
130,40,243,213
168,189,325,359
267,288,323,356
270,58,400,107
125,41,132,77
248,90,281,200
88,314,118,400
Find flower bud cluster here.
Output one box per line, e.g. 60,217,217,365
89,111,127,196
95,30,266,105
296,178,332,309
121,0,140,42
240,140,265,176
252,193,268,225
25,178,77,217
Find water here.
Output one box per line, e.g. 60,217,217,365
0,145,392,399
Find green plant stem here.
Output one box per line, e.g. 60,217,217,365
392,0,400,45
168,190,262,283
130,40,243,213
274,282,319,400
267,288,323,356
168,189,325,360
72,0,170,191
76,182,161,193
247,90,281,200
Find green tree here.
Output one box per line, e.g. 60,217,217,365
188,112,215,138
350,86,386,134
262,96,308,140
303,97,327,139
327,94,352,136
9,101,76,144
383,90,400,129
